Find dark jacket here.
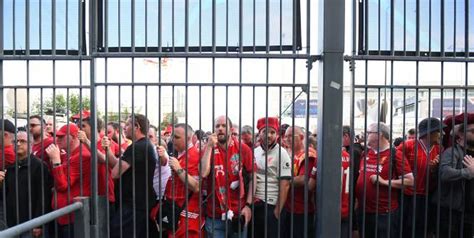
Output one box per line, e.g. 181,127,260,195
435,144,474,212
4,154,52,227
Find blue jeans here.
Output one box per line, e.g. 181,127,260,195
357,209,399,238
205,217,248,238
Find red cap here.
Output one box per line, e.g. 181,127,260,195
442,112,474,148
257,117,279,132
71,110,91,121
164,125,172,134
56,124,79,137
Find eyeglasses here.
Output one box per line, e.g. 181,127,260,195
15,139,28,145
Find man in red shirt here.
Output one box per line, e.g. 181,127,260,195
0,119,17,230
159,123,204,237
45,124,91,237
29,115,55,169
72,110,119,209
356,122,414,238
201,116,255,238
309,149,350,237
107,122,130,153
282,126,317,238
397,117,444,237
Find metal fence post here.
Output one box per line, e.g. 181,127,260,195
74,197,91,238
316,0,345,237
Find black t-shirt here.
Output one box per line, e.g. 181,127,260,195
120,137,157,211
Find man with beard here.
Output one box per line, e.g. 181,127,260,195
397,117,444,237
438,116,474,238
29,115,55,170
105,114,157,238
252,117,291,237
72,111,120,211
201,116,255,238
107,122,130,154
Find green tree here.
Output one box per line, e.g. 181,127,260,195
33,93,91,116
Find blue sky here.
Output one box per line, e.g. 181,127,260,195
367,0,474,52
3,0,296,50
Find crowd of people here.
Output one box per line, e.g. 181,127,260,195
0,110,472,238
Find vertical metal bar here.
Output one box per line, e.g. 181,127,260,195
225,0,228,53
184,58,189,238
212,0,216,53
104,57,110,238
118,0,121,51
316,0,344,237
39,0,42,54
13,0,16,55
266,0,270,53
377,0,381,53
424,88,433,238
145,0,148,51
253,0,256,53
403,0,406,54
14,88,19,225
158,0,162,52
279,0,283,53
465,0,469,57
172,0,175,51
428,0,432,56
131,60,137,238
348,0,358,237
104,0,107,52
26,0,30,55
131,0,135,52
52,0,55,55
118,85,123,238
365,0,369,54
441,0,445,56
390,0,394,55
416,0,420,55
66,0,68,55
251,85,256,238
185,0,188,53
89,0,99,237
453,0,456,56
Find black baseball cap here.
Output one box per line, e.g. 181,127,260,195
0,119,16,133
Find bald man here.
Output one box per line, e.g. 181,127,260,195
282,126,317,238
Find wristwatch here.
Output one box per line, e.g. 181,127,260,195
245,202,252,209
176,168,184,175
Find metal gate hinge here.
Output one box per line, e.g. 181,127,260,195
306,55,319,70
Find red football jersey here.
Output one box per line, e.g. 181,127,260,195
397,139,440,196
310,150,350,218
355,148,412,213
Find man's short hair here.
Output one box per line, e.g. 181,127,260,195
108,122,120,131
194,129,206,141
241,125,253,135
79,117,104,133
342,125,352,136
29,115,46,125
129,114,149,135
149,125,158,133
174,123,194,140
369,122,390,140
407,128,416,135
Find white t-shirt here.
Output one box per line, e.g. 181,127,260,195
254,144,292,205
152,149,171,200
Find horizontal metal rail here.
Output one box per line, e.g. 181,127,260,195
92,52,319,60
353,84,474,90
344,55,474,63
0,201,84,238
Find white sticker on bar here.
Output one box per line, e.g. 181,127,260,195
330,81,341,90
